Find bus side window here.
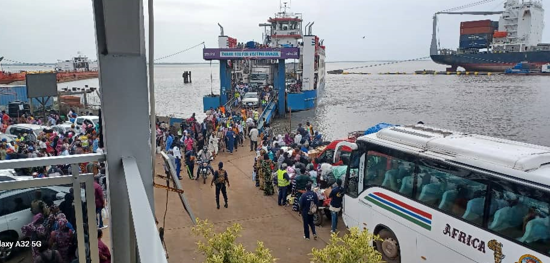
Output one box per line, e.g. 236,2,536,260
488,180,550,254
416,162,487,226
363,151,415,198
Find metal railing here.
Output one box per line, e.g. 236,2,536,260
257,91,278,132
0,153,168,263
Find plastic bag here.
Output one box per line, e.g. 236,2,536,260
102,207,109,220
252,171,256,182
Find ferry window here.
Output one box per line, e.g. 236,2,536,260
364,151,415,199
416,160,488,226
488,180,550,255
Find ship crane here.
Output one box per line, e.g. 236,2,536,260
430,11,503,55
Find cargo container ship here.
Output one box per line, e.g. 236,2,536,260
430,0,550,72
0,53,99,84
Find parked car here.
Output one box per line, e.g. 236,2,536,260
5,124,48,142
52,123,75,135
241,92,259,108
0,184,71,260
0,133,17,144
73,116,99,131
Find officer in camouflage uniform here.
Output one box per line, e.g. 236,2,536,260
211,161,230,209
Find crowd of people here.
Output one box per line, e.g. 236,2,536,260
20,174,110,263
1,109,110,262
250,121,346,238
0,110,102,163
159,108,346,240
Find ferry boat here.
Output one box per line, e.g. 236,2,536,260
203,2,326,112
431,0,550,72
0,53,99,84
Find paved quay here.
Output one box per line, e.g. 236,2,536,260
154,137,347,263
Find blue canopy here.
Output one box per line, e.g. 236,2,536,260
364,123,396,135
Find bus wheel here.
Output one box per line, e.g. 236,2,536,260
376,229,401,263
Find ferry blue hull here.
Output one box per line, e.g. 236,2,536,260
286,81,324,112
431,51,550,72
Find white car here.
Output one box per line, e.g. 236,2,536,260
52,123,75,135
0,183,72,260
5,124,48,142
241,92,259,108
74,115,99,130
0,133,16,144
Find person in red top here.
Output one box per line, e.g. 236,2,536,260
1,110,9,124
94,177,106,229
97,229,111,263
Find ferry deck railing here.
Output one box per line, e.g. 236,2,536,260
0,154,168,263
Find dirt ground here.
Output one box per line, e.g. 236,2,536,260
154,138,347,263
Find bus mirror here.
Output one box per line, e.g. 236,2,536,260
333,141,358,164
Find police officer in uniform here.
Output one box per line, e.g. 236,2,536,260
211,162,230,209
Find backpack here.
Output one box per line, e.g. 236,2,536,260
308,198,318,215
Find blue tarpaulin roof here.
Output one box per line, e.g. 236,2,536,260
364,123,396,135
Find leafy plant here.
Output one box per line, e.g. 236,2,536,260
310,227,383,263
192,218,276,263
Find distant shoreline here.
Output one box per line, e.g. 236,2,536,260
2,59,431,67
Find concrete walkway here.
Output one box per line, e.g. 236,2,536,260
154,138,347,263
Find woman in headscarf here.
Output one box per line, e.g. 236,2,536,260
208,133,219,159
275,134,285,147
284,133,293,146
22,213,48,260
261,154,274,195
50,217,74,262
217,127,226,153
43,204,60,233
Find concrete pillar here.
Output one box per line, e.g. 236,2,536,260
92,0,153,262
220,60,230,105
277,59,286,116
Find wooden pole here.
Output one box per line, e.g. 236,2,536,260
288,107,291,133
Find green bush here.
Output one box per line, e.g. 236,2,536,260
192,218,276,263
310,227,383,263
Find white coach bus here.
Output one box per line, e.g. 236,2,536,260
335,125,550,263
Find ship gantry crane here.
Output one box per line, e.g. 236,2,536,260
430,11,504,55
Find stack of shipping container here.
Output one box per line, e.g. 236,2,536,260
459,20,499,49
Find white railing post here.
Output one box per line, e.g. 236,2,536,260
71,165,87,263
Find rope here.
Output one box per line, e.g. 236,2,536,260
339,56,431,71
439,0,500,13
154,41,205,61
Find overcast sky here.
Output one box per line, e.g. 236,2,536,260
2,0,550,63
